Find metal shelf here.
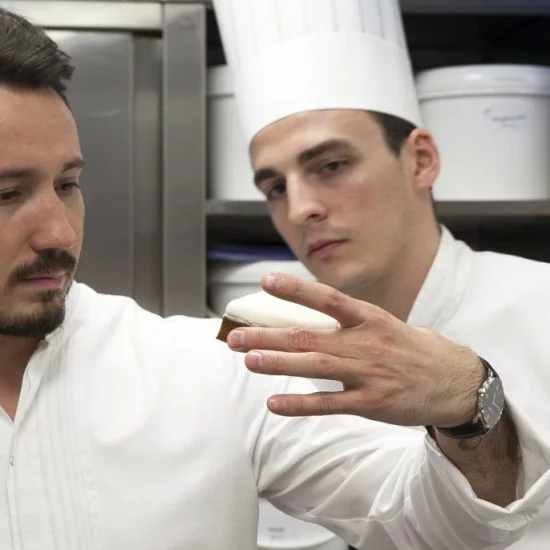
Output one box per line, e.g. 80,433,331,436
400,0,550,14
207,199,550,219
436,200,550,218
206,200,550,245
207,201,279,244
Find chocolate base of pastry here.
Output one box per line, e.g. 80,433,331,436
216,315,252,342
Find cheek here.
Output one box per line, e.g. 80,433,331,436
352,167,406,212
268,208,300,248
0,225,24,285
72,213,84,237
332,175,376,220
69,198,85,235
273,218,296,244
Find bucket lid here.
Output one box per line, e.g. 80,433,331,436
416,64,550,100
208,260,315,284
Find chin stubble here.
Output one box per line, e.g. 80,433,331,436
0,249,76,338
0,287,69,337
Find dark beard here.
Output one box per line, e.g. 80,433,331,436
0,249,76,337
0,288,68,337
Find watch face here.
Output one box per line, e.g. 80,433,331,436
481,377,505,429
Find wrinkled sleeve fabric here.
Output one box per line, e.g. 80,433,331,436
229,359,550,550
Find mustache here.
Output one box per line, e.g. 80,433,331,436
9,250,77,284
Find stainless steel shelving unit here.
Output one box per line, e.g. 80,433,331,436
204,1,550,314
162,0,550,316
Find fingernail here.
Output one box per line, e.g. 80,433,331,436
263,274,280,291
228,330,244,348
246,351,263,370
268,396,286,413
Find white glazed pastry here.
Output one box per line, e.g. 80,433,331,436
216,291,339,342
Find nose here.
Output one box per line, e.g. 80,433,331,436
286,177,327,226
29,190,79,253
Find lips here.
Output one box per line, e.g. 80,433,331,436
306,239,347,258
20,271,66,282
10,250,77,287
16,271,68,290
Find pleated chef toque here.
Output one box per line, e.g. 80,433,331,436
212,0,421,144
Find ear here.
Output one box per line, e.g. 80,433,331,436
402,129,440,192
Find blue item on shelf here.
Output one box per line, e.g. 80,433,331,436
207,243,296,262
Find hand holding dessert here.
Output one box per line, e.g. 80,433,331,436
223,272,485,429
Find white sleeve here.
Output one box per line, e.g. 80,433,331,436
236,371,550,550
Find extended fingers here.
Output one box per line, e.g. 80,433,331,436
266,389,365,417
227,306,398,360
245,350,358,384
228,325,333,353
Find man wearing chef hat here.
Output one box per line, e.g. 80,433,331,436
213,0,550,548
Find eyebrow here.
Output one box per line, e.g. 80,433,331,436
253,167,280,187
0,157,86,182
62,157,86,172
297,139,354,165
253,139,354,187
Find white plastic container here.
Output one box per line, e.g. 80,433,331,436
207,65,263,201
208,260,315,317
416,64,550,201
258,500,348,550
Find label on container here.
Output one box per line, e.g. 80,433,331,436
264,524,295,541
482,103,528,132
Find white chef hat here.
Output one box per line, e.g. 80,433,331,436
212,0,421,144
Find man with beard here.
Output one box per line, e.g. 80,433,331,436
212,0,550,547
1,6,550,550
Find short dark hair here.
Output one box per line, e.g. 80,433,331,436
0,8,74,103
370,111,417,157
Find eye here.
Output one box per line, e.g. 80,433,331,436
263,180,286,201
56,181,80,195
0,189,23,205
320,159,348,176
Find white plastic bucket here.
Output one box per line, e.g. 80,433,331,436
416,64,550,200
207,65,263,201
258,500,348,550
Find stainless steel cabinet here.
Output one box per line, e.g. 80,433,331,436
51,31,150,304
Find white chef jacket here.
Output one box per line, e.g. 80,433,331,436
407,226,550,549
0,281,549,550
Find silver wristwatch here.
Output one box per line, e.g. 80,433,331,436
435,357,505,439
